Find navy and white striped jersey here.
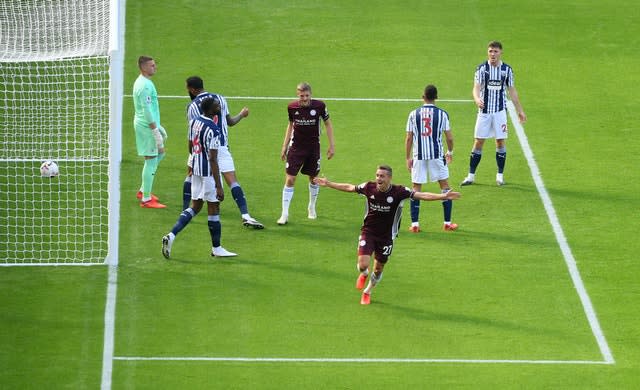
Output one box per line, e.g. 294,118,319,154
188,114,221,177
474,61,515,114
406,104,450,160
187,92,230,147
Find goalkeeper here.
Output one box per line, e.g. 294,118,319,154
133,55,168,208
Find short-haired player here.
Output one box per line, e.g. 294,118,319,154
405,84,457,232
314,165,461,305
461,41,526,186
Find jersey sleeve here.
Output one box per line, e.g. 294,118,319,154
355,182,368,196
321,102,329,121
442,112,451,132
187,101,199,121
218,94,230,118
506,66,515,88
406,110,416,134
140,83,156,124
474,64,484,85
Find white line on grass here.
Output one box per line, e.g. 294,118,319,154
507,101,615,364
100,265,118,390
124,94,474,103
113,356,610,365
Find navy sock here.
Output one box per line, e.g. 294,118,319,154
496,151,506,174
208,215,221,247
171,208,197,236
469,152,482,174
231,184,249,215
182,179,192,210
410,199,420,223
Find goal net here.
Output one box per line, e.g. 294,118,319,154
0,0,123,265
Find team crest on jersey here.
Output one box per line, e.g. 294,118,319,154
387,196,394,203
310,109,316,116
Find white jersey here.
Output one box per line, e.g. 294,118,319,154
187,92,230,147
474,60,515,114
406,104,450,160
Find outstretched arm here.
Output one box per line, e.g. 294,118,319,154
313,177,356,193
226,107,249,126
413,189,461,202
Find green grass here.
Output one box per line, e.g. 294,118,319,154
2,0,640,388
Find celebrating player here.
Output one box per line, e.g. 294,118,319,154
278,82,335,225
314,165,461,305
405,84,457,232
461,41,526,186
162,97,237,259
183,76,263,229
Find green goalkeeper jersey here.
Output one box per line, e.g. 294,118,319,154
133,74,161,127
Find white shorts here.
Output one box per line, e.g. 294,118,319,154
411,158,449,184
217,145,235,173
191,175,220,202
474,110,508,140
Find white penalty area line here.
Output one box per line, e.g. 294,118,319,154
113,356,609,365
125,94,474,103
507,101,614,365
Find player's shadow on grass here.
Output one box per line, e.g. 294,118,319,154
375,300,576,340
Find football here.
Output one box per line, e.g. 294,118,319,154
40,160,59,177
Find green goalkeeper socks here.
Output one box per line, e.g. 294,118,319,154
141,157,159,198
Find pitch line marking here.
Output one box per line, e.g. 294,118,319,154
100,265,118,390
507,101,614,365
113,356,609,365
124,94,473,103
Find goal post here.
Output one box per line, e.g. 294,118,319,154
0,0,124,266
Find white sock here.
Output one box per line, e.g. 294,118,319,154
281,186,294,216
363,272,382,294
467,173,475,180
308,183,319,210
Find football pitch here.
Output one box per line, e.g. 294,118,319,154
2,0,640,389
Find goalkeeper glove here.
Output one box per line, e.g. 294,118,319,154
158,125,168,141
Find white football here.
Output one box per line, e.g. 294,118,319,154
40,160,59,177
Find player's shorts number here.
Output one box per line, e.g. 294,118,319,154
382,245,393,256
